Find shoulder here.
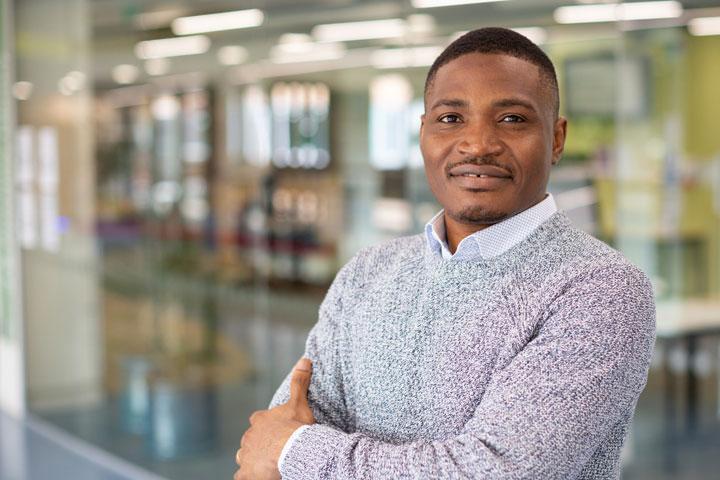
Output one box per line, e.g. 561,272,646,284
534,216,655,326
537,213,651,287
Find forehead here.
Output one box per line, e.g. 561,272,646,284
427,53,548,110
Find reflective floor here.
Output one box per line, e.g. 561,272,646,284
16,345,720,480
0,411,162,480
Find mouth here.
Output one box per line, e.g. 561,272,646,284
447,163,512,190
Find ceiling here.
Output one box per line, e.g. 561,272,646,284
79,0,720,88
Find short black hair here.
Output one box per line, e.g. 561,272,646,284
425,27,559,117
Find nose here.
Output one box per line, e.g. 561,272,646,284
456,123,504,158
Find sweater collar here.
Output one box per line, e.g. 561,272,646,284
424,193,558,261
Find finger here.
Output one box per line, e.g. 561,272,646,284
289,357,312,405
248,411,262,425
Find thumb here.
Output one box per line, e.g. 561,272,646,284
289,357,312,407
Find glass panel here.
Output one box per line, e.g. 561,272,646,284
13,1,720,479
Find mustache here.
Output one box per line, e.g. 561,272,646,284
445,157,512,176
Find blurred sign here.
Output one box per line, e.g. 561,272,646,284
369,74,412,170
565,55,649,118
15,126,37,249
38,127,60,252
270,82,330,170
241,84,272,167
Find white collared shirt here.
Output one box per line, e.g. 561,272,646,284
424,193,558,261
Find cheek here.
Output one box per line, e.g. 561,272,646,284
515,137,551,181
421,135,452,170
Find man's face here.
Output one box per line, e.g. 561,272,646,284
420,52,567,227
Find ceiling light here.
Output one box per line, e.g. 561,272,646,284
112,64,140,85
171,9,264,35
688,16,720,36
218,46,248,65
312,19,407,42
619,1,682,21
554,1,682,24
144,58,171,76
270,42,346,64
279,33,313,45
554,3,617,23
406,14,436,35
412,0,509,8
135,35,210,60
512,27,547,45
370,46,443,69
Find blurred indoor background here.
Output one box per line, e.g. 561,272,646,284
2,0,720,479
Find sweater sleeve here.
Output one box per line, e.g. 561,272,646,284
267,255,359,433
278,263,656,480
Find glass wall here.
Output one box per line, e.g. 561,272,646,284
12,0,720,478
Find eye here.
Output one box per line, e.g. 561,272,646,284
438,114,462,124
501,114,525,123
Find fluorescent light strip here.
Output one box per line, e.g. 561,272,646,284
555,3,616,23
270,43,346,64
620,1,682,21
511,27,547,45
312,19,407,42
554,1,682,24
172,9,264,35
370,46,444,69
688,16,720,36
135,35,210,60
412,0,509,8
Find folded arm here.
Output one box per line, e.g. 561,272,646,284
278,264,656,480
268,256,360,433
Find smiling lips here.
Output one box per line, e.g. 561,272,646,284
448,164,512,189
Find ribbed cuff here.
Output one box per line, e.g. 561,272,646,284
279,424,347,479
278,425,310,472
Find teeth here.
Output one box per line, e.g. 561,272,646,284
462,174,488,178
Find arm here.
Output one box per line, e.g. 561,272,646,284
279,264,656,480
268,255,359,433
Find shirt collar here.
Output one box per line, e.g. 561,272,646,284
424,193,558,261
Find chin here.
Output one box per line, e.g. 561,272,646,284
450,204,511,225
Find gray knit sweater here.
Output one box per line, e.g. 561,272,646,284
269,212,656,479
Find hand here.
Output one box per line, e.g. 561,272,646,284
234,357,316,480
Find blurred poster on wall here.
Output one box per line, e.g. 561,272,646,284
270,82,330,170
182,90,211,165
38,127,60,252
241,85,272,167
15,125,36,249
152,94,182,182
369,74,412,171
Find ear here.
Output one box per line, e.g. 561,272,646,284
551,116,567,166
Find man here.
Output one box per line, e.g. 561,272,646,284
235,27,656,479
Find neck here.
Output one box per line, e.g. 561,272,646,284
445,217,493,254
443,194,549,254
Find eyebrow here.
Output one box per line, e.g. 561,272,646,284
429,98,468,111
492,98,538,113
428,97,538,113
